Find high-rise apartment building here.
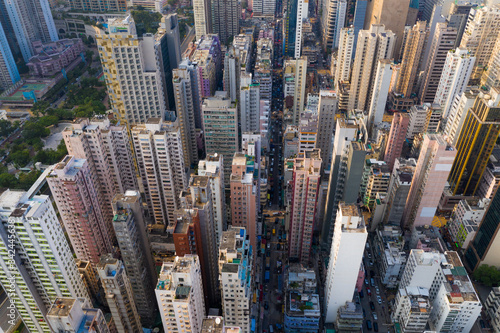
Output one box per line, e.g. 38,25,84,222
289,149,322,265
47,298,110,333
76,259,101,304
97,255,142,333
476,147,500,201
443,89,480,146
193,0,212,40
321,0,347,50
131,118,187,225
0,21,20,89
189,35,223,99
363,163,391,209
406,103,442,140
155,256,205,333
448,89,500,196
68,0,126,11
402,134,456,229
173,59,202,168
284,57,308,125
294,0,309,58
219,227,253,333
367,59,393,136
255,38,273,101
198,153,227,246
96,15,171,125
111,191,158,327
434,47,475,118
47,156,113,263
395,21,427,97
363,0,410,60
464,187,500,271
391,287,432,333
384,112,410,170
352,0,368,55
63,117,138,195
0,191,89,333
230,153,260,250
1,0,58,62
202,92,239,186
325,203,367,323
349,24,395,112
211,0,240,43
460,5,500,82
419,23,457,103
383,158,416,226
335,27,354,86
240,73,261,133
315,90,339,170
179,176,221,308
482,32,500,89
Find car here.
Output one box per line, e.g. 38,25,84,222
366,287,371,296
365,278,369,285
372,312,377,320
366,320,372,331
373,322,379,332
370,261,374,266
376,295,382,304
370,301,375,311
375,286,380,295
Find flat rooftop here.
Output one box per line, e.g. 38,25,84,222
47,298,77,318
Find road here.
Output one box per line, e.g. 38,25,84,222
181,26,196,54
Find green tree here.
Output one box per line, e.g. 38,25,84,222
0,120,15,137
473,265,500,287
22,121,50,141
18,170,42,190
31,101,50,117
0,173,18,188
9,150,31,167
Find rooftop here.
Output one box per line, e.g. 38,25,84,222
287,292,320,316
201,317,223,333
47,298,76,318
442,252,479,303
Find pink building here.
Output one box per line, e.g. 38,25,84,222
356,264,365,293
289,149,322,266
27,39,84,77
47,156,113,263
230,153,259,250
384,112,410,171
402,134,456,229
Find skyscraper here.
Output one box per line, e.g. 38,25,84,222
419,23,457,103
240,73,261,133
155,256,205,333
315,90,339,170
111,192,158,327
131,118,187,225
402,134,456,229
448,89,500,196
367,59,393,136
1,0,58,62
0,191,90,333
289,149,322,265
444,89,480,146
193,0,212,40
395,21,427,97
198,153,227,246
384,112,410,171
321,0,347,50
283,57,308,125
294,0,309,58
219,227,253,333
96,15,167,125
211,0,240,44
97,254,142,333
460,5,500,82
202,92,239,186
481,31,500,89
363,0,410,60
351,0,368,56
0,21,19,89
335,27,354,86
434,47,475,118
47,156,114,264
383,158,416,225
464,188,500,271
324,203,367,323
349,24,395,112
173,59,202,168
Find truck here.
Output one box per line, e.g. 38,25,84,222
266,257,271,269
265,271,270,282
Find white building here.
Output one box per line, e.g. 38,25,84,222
367,59,393,137
294,0,309,58
443,89,480,146
321,0,347,49
447,198,489,249
0,190,89,333
399,250,444,292
434,47,475,118
324,203,367,323
131,119,187,225
47,298,110,333
219,227,253,333
478,148,500,200
155,255,205,333
284,57,308,125
240,73,261,133
335,27,355,86
193,0,211,40
392,287,432,333
97,254,142,333
198,154,227,247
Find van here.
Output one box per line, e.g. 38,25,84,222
366,320,372,330
371,278,375,287
269,325,274,333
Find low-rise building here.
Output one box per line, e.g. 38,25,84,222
392,287,432,333
373,226,406,288
27,39,84,77
335,302,363,332
409,226,446,253
47,298,110,333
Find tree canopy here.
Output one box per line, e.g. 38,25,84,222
473,265,500,287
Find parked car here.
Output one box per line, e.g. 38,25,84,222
372,312,377,320
370,301,375,311
375,286,380,295
365,278,369,285
367,287,371,296
374,322,379,332
366,320,372,331
376,295,382,304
